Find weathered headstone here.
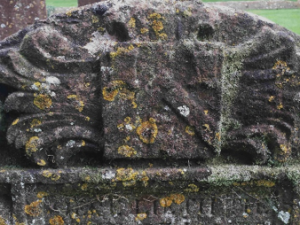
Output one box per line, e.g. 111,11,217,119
0,0,47,41
0,0,300,224
78,0,100,7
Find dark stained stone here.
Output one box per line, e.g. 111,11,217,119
0,0,47,41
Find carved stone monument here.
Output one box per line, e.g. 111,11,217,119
0,0,300,224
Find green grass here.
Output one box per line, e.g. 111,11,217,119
45,0,78,7
247,9,300,34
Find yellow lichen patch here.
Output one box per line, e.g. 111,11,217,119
30,119,41,128
204,110,209,115
128,17,136,28
135,213,147,221
136,118,158,144
25,136,39,156
117,123,125,131
66,8,76,17
24,200,42,217
272,60,289,70
118,145,137,157
67,95,84,112
102,80,125,101
279,144,290,155
124,117,131,123
170,194,185,205
233,179,275,187
81,140,86,146
149,13,162,19
159,33,168,40
42,170,52,178
132,101,137,108
34,94,52,110
184,184,199,193
140,28,149,34
215,132,221,141
92,15,99,24
12,118,19,125
49,215,64,225
152,20,164,32
160,194,185,207
42,170,61,181
269,96,275,102
141,171,149,187
185,126,195,136
203,124,210,131
37,192,48,199
81,183,88,191
37,159,46,166
246,208,252,214
85,116,90,121
159,196,173,208
277,102,283,110
110,46,135,60
0,216,7,225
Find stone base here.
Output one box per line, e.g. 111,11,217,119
0,165,299,224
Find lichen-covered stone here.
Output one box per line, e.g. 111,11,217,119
0,0,299,168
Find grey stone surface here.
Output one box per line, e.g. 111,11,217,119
0,0,299,224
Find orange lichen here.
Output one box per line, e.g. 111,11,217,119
159,194,185,207
34,94,52,110
135,213,147,221
81,183,88,191
102,80,126,101
185,126,195,136
136,118,158,144
42,170,61,181
37,159,46,166
140,28,149,34
152,20,164,32
171,194,185,205
0,217,7,225
67,95,84,112
277,102,283,109
184,184,199,192
269,96,275,102
159,196,173,208
49,215,64,225
118,145,137,157
12,118,19,125
37,192,48,199
128,18,136,28
233,179,275,187
110,46,135,60
30,119,41,128
25,136,39,156
24,200,42,217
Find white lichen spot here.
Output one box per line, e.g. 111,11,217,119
66,140,76,148
31,83,40,91
293,92,300,102
125,124,133,131
102,170,116,179
1,24,6,28
101,66,114,74
177,105,190,117
134,80,140,84
34,128,42,133
164,106,170,111
46,76,61,86
278,211,290,224
84,31,117,55
50,92,56,97
17,93,25,97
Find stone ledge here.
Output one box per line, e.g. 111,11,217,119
0,165,300,224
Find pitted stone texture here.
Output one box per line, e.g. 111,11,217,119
0,0,47,40
0,0,299,167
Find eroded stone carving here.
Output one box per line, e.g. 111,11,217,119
0,0,299,167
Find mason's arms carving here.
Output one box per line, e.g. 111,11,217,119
0,0,299,167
